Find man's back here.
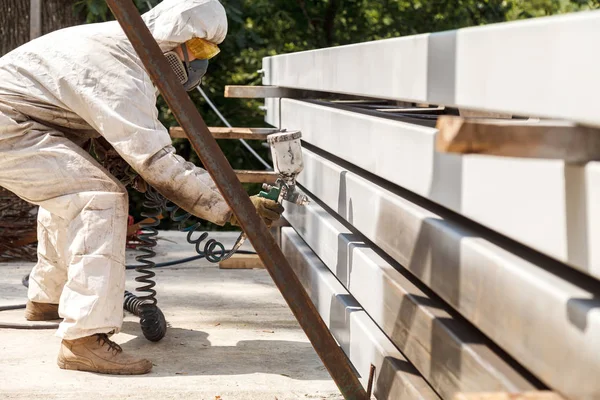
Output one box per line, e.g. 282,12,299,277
0,20,147,139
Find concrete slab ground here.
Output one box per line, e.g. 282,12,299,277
0,231,341,400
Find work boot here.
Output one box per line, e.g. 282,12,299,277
57,333,152,375
24,300,59,321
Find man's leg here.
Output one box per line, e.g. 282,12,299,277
29,207,68,303
53,188,128,339
25,207,68,320
0,113,150,374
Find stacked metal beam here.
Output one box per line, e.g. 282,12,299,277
262,10,600,400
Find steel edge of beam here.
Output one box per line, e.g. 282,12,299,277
105,2,367,398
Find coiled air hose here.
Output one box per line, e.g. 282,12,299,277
121,186,255,342
122,187,167,342
0,187,255,334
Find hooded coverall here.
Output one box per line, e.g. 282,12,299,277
0,0,232,340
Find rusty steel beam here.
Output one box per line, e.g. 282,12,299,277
105,2,367,399
233,170,278,184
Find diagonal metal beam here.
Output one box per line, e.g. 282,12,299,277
105,2,366,398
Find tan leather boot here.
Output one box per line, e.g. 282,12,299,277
24,301,60,321
57,333,152,375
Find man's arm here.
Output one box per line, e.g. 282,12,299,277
64,58,232,225
140,143,232,225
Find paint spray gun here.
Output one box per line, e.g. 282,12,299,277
259,130,309,206
220,130,308,260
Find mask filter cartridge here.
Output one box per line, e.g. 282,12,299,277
164,51,188,85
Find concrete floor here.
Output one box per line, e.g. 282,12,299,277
0,231,341,400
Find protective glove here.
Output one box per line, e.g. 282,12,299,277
229,195,284,228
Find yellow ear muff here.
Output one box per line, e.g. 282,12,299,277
186,37,220,60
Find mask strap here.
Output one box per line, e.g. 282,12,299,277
181,44,190,65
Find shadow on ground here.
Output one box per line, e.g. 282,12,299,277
120,321,329,381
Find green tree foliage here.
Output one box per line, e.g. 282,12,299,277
76,0,600,143
76,0,600,229
508,0,600,19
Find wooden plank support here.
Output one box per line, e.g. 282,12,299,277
234,170,277,184
169,126,278,140
436,116,600,163
458,110,512,119
219,254,264,269
281,228,440,400
225,85,293,98
453,392,564,400
224,85,366,100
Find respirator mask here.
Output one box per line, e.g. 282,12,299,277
164,38,220,92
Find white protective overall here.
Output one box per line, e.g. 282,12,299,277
0,0,232,339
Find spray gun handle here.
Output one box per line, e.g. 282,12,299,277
259,184,281,202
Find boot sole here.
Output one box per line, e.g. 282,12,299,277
57,358,152,375
24,312,61,321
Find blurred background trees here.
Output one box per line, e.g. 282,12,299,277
63,0,600,170
0,0,599,235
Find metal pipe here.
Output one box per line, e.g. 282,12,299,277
105,2,367,398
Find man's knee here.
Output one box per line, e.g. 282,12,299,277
112,181,129,202
105,183,129,216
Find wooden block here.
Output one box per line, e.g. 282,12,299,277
458,110,512,119
219,254,264,269
442,117,594,157
224,85,362,100
436,116,600,162
169,126,278,140
234,170,277,184
225,85,295,98
453,392,564,400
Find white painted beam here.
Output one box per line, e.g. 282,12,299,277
270,98,600,279
283,194,539,399
263,11,600,127
294,147,600,400
281,228,440,400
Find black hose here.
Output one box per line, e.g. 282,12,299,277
2,187,256,333
0,304,26,311
0,304,60,329
128,187,167,342
125,249,256,270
